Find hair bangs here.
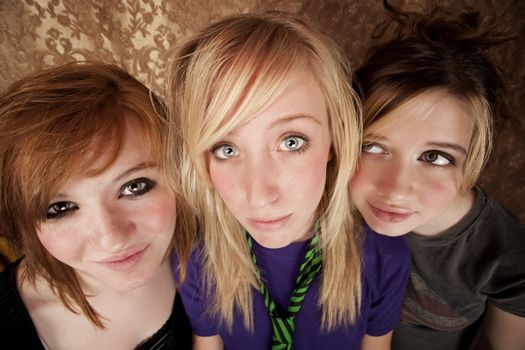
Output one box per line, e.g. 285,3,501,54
183,17,311,185
197,25,309,154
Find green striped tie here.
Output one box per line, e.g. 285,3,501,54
246,225,323,350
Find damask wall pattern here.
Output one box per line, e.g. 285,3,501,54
0,0,524,228
1,0,271,93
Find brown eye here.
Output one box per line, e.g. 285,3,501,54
46,201,78,219
127,181,146,193
423,153,438,162
120,177,156,198
419,151,454,166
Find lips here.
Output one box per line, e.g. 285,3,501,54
97,245,148,270
247,214,292,232
368,203,413,223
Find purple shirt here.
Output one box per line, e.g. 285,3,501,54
173,227,410,349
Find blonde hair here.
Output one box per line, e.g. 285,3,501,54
0,62,195,327
167,11,362,331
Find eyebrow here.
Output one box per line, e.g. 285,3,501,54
52,162,158,200
426,142,468,155
364,134,468,155
114,161,158,183
270,114,322,128
226,114,322,138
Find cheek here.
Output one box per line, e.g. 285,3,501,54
37,225,82,264
142,192,178,235
349,163,372,195
209,165,240,208
418,177,461,209
303,162,327,189
290,154,329,201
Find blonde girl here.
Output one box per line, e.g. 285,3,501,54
168,12,410,349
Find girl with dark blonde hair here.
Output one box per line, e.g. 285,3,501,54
168,12,410,349
0,62,193,349
351,2,525,349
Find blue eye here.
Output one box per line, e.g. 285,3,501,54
279,135,307,152
212,144,238,160
362,143,385,154
120,177,156,198
46,201,78,219
419,151,454,166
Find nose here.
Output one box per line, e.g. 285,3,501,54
243,153,280,208
374,158,416,202
93,203,134,252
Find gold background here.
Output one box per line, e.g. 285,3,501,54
0,0,523,266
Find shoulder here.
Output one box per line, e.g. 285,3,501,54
362,227,411,294
0,260,24,327
408,187,524,255
172,242,208,295
0,260,43,348
172,292,193,342
475,187,524,234
172,243,217,336
172,243,206,283
360,228,411,335
459,187,525,257
362,227,411,270
136,293,193,349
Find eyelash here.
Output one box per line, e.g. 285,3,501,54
279,133,310,154
362,142,386,155
210,133,311,161
210,142,237,162
45,177,156,220
419,151,456,166
119,177,156,198
45,202,78,220
362,143,456,166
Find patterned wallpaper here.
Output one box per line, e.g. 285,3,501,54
0,0,524,223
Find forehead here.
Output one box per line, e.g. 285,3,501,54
78,113,155,177
367,93,475,143
231,68,328,132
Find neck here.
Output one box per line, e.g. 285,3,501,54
18,258,176,349
413,188,475,236
88,259,175,309
250,220,318,249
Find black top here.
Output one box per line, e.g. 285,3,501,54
393,186,525,350
0,259,192,349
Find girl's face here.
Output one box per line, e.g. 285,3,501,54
350,95,475,237
207,69,332,248
37,114,176,293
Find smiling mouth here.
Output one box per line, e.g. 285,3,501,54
247,214,292,232
368,203,413,223
98,246,148,270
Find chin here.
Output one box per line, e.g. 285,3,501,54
366,222,411,237
374,229,408,237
